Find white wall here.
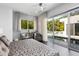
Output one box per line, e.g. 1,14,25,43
13,12,20,40
0,5,13,42
48,3,79,18
38,13,48,41
38,17,42,34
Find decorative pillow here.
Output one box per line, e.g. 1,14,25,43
0,40,9,56
0,35,10,47
0,35,10,56
21,33,26,37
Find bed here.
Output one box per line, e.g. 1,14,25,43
8,39,59,56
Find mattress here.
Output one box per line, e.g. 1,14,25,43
8,39,59,56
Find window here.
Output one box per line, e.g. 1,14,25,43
47,14,68,46
21,20,27,29
28,21,34,29
54,18,64,31
47,19,54,31
47,16,65,32
20,19,34,30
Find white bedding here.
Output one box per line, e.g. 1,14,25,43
8,39,59,56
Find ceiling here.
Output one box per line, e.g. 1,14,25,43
0,3,61,16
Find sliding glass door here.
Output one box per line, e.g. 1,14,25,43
69,9,79,51
47,8,79,52
47,14,69,48
47,18,54,45
53,14,69,47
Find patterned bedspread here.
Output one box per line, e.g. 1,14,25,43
8,39,59,56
